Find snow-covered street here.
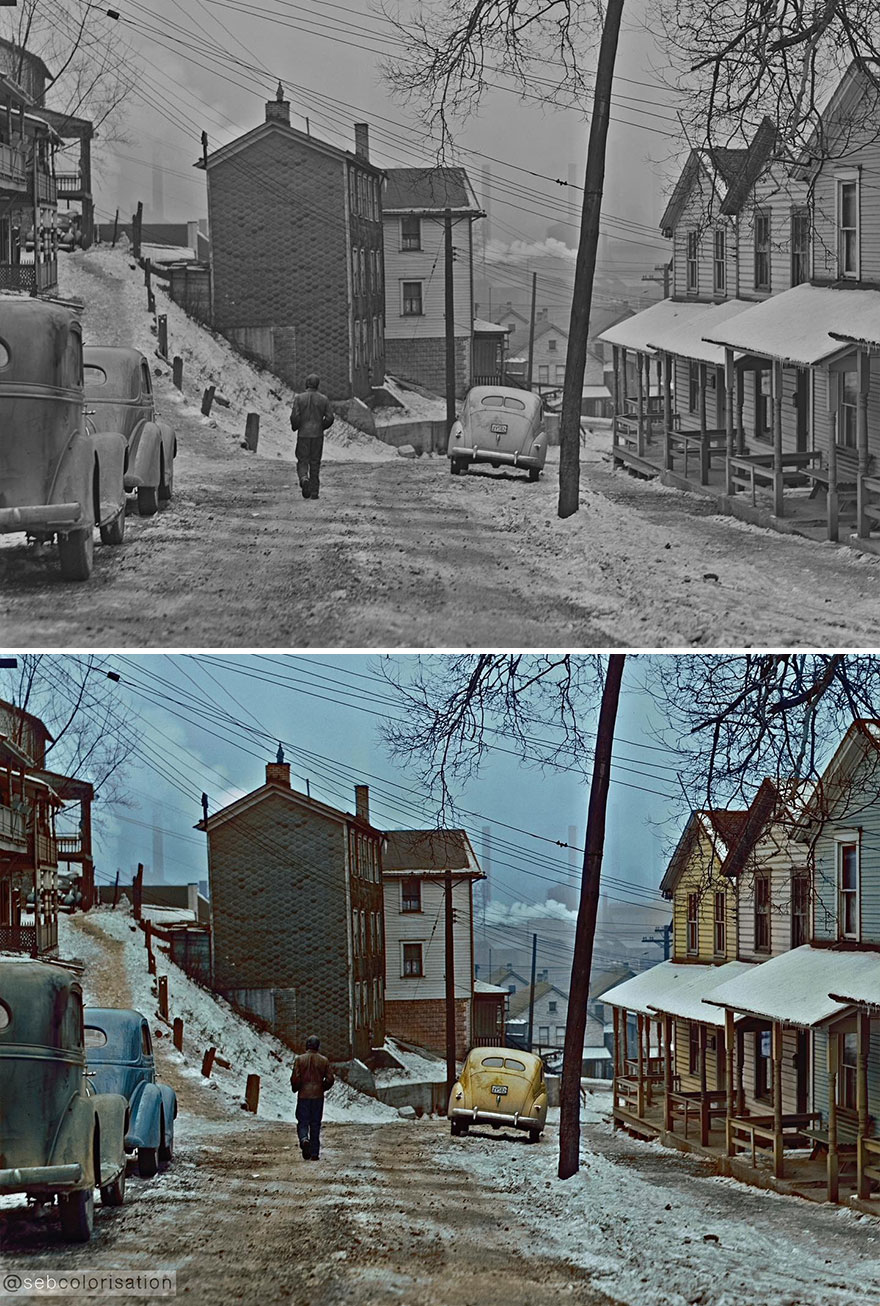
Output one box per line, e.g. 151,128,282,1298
2,910,878,1306
2,247,880,645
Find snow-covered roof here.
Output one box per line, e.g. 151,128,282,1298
598,299,714,355
703,945,880,1027
584,1046,612,1060
703,284,880,367
646,298,753,366
474,979,508,994
473,317,512,334
602,960,741,1025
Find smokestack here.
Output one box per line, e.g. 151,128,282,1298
481,826,491,906
354,123,369,160
266,81,290,126
355,784,369,822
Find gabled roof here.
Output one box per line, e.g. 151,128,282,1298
382,828,482,876
659,118,778,237
200,119,384,177
659,809,748,897
196,780,385,838
506,980,565,1019
719,118,778,214
720,777,809,880
488,966,531,988
602,959,751,1026
797,719,880,828
383,166,481,215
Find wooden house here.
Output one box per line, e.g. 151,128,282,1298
0,71,59,294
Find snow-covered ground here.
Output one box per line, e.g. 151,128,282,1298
61,908,400,1126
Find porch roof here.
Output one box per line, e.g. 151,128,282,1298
646,298,753,365
601,959,748,1025
702,283,880,368
702,944,880,1027
597,298,710,355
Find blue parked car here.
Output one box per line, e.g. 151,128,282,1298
85,1008,177,1177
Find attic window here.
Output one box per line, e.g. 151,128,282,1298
401,877,421,913
401,215,421,251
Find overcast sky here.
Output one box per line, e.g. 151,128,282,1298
76,0,678,269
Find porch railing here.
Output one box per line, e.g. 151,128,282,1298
56,171,83,195
727,1111,820,1177
0,260,58,294
0,142,27,188
0,802,27,848
0,923,37,954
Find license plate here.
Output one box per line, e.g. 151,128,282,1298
490,1084,508,1095
490,423,508,434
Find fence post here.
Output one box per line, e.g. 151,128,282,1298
157,974,169,1020
201,386,215,416
132,863,144,920
243,412,260,451
157,314,168,358
147,288,156,314
111,208,119,247
147,950,156,975
132,201,143,259
201,1047,217,1078
244,1073,260,1113
143,919,152,950
172,356,183,390
173,1017,184,1052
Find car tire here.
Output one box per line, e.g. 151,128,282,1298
159,1121,173,1167
99,508,125,546
528,467,540,482
138,1146,158,1177
159,459,174,503
528,1128,541,1144
137,485,159,516
58,1188,94,1242
450,460,462,476
100,1167,126,1207
450,1119,461,1136
57,527,94,581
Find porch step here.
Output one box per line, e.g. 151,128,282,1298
862,504,880,524
862,477,880,495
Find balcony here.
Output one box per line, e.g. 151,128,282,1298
35,172,57,204
56,171,84,198
0,143,27,192
0,802,27,852
35,832,57,867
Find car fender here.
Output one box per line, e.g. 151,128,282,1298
446,421,465,455
48,1094,99,1188
91,430,128,528
155,418,176,466
158,1082,178,1126
92,1092,129,1186
126,1080,163,1150
45,429,97,525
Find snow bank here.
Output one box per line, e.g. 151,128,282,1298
60,909,400,1127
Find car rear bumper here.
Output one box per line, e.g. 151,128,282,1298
0,503,86,534
448,447,544,469
449,1107,544,1131
0,1163,84,1194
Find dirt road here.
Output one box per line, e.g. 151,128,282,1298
4,250,880,647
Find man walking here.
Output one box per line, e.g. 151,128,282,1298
290,374,334,500
290,1035,334,1160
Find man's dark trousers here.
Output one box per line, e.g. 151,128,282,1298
296,434,324,498
296,1097,324,1158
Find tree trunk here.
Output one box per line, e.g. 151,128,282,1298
558,653,626,1179
557,0,626,519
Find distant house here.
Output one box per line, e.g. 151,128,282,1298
201,86,385,399
198,755,386,1062
382,828,484,1058
383,166,483,396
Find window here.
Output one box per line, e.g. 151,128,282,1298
839,1031,858,1111
838,841,859,940
548,338,557,352
402,942,423,977
714,891,726,956
686,230,698,292
538,1025,550,1043
791,207,810,286
401,215,421,250
686,891,699,954
839,371,858,449
755,1029,772,1100
555,365,565,384
353,318,361,369
538,365,549,383
360,910,366,955
838,178,859,279
713,228,726,294
754,873,771,952
688,1022,701,1075
791,870,809,947
754,209,771,291
548,1001,557,1014
555,1025,566,1044
402,281,422,316
401,877,421,912
688,361,699,413
352,910,359,955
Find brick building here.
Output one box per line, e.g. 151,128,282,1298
201,86,385,399
382,829,483,1058
382,167,483,396
199,754,385,1062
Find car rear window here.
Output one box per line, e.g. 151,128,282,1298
83,365,107,387
503,397,526,411
0,1000,10,1030
84,1026,108,1048
480,396,504,408
480,1056,504,1067
0,339,9,369
504,1058,526,1071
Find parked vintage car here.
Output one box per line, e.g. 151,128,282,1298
0,297,128,579
0,961,129,1241
84,1007,177,1177
447,386,548,480
83,346,176,515
448,1046,548,1142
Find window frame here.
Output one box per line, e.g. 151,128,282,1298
686,891,699,955
790,870,809,948
400,214,421,251
688,1021,701,1076
838,1031,858,1112
754,872,771,953
685,229,699,293
790,206,810,287
836,175,860,281
401,280,423,316
401,941,423,978
713,227,726,294
400,877,422,913
753,208,771,292
755,1029,772,1101
837,838,860,941
713,890,726,957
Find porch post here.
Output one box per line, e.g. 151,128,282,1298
736,366,746,455
827,370,840,543
856,351,871,539
636,351,645,458
622,1004,629,1068
725,1009,736,1156
772,1020,784,1178
724,349,735,494
772,360,784,517
611,345,621,461
646,1016,654,1108
699,1023,709,1146
664,1012,673,1132
736,1024,745,1116
636,1012,646,1119
827,1033,839,1203
857,1009,870,1199
663,352,674,471
612,1005,622,1129
698,362,709,484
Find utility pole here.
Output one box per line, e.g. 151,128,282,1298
201,131,214,325
641,262,672,299
445,864,456,1100
558,654,626,1180
444,209,456,435
642,923,672,960
526,272,537,391
526,932,538,1051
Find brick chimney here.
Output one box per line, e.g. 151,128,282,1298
354,123,369,161
266,743,290,788
266,81,290,127
354,784,369,822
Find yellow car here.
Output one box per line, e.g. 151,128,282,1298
448,1047,548,1143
